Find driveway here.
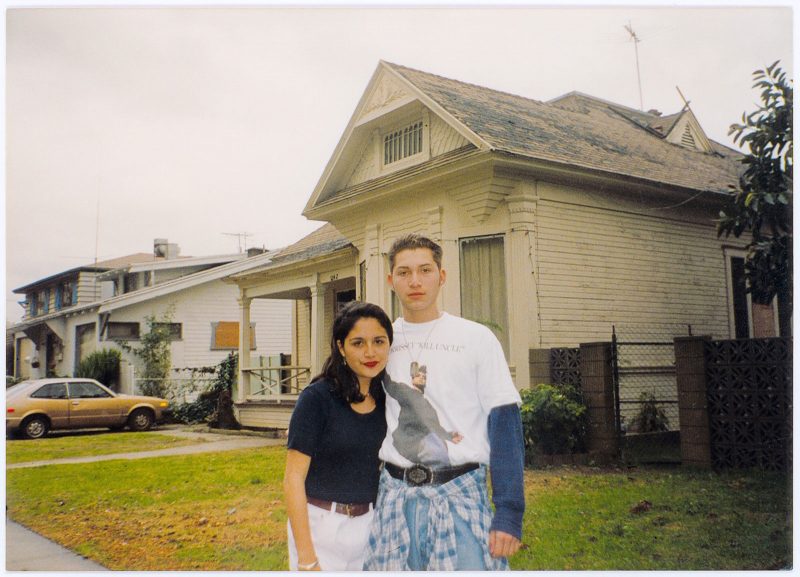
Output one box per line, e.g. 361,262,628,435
6,428,286,570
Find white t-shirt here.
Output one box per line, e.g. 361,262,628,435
379,312,521,468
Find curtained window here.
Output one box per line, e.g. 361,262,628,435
459,235,509,356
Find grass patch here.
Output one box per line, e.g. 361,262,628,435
6,431,206,464
6,449,791,571
512,467,791,570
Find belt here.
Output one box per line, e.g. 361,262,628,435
307,496,372,517
384,461,480,487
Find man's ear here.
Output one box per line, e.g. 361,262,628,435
386,273,394,290
439,268,447,286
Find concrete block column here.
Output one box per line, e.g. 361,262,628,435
529,348,551,388
674,336,712,468
579,342,617,460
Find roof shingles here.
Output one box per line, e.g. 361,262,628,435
386,62,742,195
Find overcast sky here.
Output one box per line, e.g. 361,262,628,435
4,4,795,323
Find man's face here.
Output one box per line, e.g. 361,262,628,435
388,248,446,320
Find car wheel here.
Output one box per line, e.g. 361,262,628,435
128,408,154,431
22,416,49,440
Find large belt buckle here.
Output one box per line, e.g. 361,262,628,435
405,464,433,486
343,503,355,518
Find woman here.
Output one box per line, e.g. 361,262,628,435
283,301,392,571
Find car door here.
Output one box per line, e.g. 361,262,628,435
28,382,70,429
67,381,125,428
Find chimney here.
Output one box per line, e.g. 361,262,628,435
247,247,268,257
647,109,662,117
154,238,168,258
154,239,180,259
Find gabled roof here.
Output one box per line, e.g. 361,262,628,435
13,253,168,294
96,250,279,313
306,61,743,214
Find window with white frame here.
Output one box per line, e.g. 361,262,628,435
724,249,778,339
383,121,423,166
459,235,509,356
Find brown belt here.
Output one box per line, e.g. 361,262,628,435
307,496,372,517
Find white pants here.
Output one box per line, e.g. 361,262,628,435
287,502,374,571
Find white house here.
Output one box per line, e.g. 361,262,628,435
9,240,292,396
226,61,774,429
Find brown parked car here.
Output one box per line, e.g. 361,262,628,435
6,378,170,439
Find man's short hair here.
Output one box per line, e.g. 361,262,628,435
388,234,443,271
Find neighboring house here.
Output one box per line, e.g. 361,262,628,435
228,61,777,428
8,240,292,396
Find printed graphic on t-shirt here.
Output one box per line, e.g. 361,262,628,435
383,367,462,467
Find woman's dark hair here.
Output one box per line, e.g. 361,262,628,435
312,301,393,404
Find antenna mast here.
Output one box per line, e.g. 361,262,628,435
624,21,644,110
222,232,253,253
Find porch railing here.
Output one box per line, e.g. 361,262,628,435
241,365,311,402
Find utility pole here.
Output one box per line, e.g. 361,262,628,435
624,21,644,110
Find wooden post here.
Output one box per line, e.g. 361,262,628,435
237,295,251,404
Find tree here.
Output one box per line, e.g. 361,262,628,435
119,310,174,398
717,61,793,336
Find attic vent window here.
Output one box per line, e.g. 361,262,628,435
384,121,423,165
680,124,696,149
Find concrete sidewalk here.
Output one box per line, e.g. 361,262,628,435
6,428,286,570
6,519,108,571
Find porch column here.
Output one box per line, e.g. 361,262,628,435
506,187,538,390
310,281,326,376
237,295,252,403
364,224,385,306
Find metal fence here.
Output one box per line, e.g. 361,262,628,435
612,324,691,464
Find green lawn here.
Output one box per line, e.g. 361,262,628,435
5,446,791,571
5,431,205,464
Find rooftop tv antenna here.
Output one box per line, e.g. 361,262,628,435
624,21,644,110
222,232,253,253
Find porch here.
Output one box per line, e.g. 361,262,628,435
226,224,357,429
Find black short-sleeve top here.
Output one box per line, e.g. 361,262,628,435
287,379,387,504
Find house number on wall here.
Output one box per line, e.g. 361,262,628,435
329,273,339,281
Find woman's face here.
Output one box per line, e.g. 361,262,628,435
337,317,390,388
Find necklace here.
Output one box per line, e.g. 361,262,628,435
400,313,443,390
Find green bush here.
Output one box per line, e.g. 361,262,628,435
520,383,587,459
629,391,669,433
74,349,121,389
171,353,239,429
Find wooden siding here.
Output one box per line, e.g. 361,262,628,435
347,133,379,189
54,279,291,376
237,403,294,429
76,271,102,305
535,197,734,347
430,114,470,157
344,108,472,191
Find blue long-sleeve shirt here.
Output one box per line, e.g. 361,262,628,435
487,403,526,539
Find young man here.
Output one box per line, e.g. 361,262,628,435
364,234,525,571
